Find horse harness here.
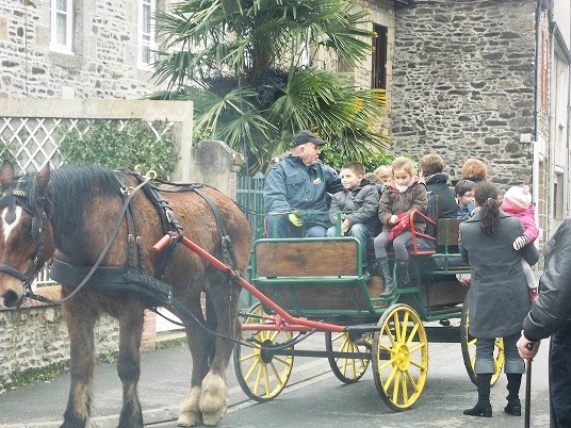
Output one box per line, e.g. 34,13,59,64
2,170,239,308
0,177,52,293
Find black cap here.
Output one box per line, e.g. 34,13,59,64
290,130,327,148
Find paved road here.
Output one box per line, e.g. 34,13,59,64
155,338,551,428
0,330,551,428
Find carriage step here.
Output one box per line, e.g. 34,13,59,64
425,305,462,317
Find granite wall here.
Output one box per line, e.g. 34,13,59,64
391,0,539,187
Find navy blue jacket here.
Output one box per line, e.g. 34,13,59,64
263,155,342,227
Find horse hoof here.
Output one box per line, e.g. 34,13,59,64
202,411,226,427
178,386,202,426
199,373,228,426
177,413,202,427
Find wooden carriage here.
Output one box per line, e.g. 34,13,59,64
234,211,505,410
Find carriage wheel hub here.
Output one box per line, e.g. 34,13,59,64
394,344,410,370
260,340,275,364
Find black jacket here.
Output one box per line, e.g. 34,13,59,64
424,173,458,218
523,218,571,341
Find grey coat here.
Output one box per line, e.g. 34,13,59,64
459,211,531,338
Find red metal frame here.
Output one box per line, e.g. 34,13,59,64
152,233,345,333
407,210,437,256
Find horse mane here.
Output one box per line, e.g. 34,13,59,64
49,165,121,239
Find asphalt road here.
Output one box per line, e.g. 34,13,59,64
150,336,552,428
0,329,551,428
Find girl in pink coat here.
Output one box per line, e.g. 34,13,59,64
501,184,539,301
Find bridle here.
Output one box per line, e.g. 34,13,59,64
0,184,53,297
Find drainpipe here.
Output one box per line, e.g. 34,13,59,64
532,0,542,239
547,1,556,238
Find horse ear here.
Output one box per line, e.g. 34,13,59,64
0,161,15,190
35,163,51,195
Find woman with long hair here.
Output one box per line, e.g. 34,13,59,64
459,181,538,418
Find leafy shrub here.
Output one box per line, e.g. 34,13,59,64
320,146,395,173
60,120,179,179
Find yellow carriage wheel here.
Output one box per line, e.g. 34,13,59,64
233,303,294,402
460,299,505,386
372,304,428,411
325,331,371,383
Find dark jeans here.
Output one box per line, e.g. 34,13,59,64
326,223,375,265
265,215,327,238
549,331,571,427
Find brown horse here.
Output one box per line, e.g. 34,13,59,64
0,162,251,427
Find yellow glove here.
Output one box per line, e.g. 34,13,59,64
288,213,304,227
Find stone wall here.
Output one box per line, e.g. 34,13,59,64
0,0,166,99
0,301,119,394
391,0,538,187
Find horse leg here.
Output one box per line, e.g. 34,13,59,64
60,303,97,428
116,309,145,428
198,286,241,426
177,298,211,427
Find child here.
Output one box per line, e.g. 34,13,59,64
455,179,476,219
374,165,393,187
327,162,381,277
501,184,539,302
363,172,384,195
373,157,428,296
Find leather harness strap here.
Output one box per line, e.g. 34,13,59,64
47,171,240,306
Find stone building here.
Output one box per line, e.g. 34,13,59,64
0,0,569,390
388,0,570,245
330,0,570,246
1,0,570,242
0,0,166,99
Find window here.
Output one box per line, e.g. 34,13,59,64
50,0,73,53
372,24,387,89
139,0,157,68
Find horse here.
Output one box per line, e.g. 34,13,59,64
0,162,252,427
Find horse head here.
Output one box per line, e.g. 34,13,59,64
0,162,55,308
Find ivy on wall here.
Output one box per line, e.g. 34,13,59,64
0,139,17,166
60,120,179,178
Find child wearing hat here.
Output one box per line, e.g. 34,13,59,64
501,184,540,302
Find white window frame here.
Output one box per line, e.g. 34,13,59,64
138,0,157,69
50,0,74,54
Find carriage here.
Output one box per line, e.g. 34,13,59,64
232,209,505,411
0,163,503,427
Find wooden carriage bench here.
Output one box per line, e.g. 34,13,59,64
251,237,383,318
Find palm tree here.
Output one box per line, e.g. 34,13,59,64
151,0,388,173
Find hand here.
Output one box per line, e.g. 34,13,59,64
341,218,351,235
513,235,527,250
287,213,304,227
517,334,539,359
389,215,398,225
